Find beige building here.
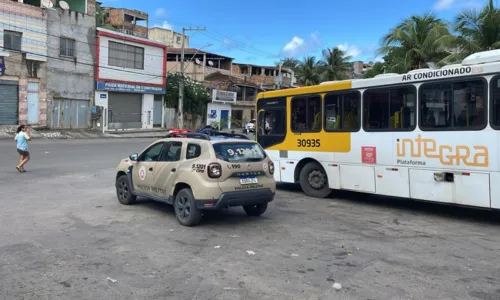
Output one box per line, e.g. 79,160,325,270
149,27,189,49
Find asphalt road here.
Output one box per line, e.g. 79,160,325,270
1,138,500,300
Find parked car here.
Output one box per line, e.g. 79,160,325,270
114,132,275,226
198,125,218,135
244,119,256,133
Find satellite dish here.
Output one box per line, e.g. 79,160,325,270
59,0,70,10
41,0,54,8
208,60,214,66
195,58,201,65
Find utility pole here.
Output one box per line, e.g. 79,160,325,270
178,26,206,129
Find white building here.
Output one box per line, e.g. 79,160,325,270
206,89,236,130
94,28,167,132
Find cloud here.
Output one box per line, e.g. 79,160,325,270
337,42,362,58
434,0,455,10
281,33,322,57
433,0,482,11
154,8,167,17
283,36,305,53
153,21,173,30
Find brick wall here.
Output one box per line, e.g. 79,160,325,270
106,9,123,25
231,64,277,87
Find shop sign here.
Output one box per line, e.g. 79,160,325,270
96,81,166,94
212,89,236,104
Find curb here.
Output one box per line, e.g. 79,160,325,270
0,134,167,140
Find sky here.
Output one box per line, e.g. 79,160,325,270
100,0,490,66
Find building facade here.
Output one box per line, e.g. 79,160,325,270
94,28,166,132
0,0,48,126
149,27,189,49
46,0,96,129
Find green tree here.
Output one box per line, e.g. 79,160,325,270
96,4,115,30
295,56,322,86
320,47,352,81
276,58,300,72
164,73,209,116
379,13,452,72
363,62,385,78
442,0,500,63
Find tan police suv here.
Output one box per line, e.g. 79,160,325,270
114,132,276,226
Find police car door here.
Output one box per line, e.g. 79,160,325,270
132,142,165,196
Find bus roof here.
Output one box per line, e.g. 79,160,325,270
257,49,500,101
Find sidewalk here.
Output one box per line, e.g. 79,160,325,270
0,126,170,140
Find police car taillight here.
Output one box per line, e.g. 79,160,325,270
208,163,222,178
268,161,275,175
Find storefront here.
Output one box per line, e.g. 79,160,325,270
94,28,167,132
94,81,165,132
206,89,236,130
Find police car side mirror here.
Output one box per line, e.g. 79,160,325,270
129,153,138,161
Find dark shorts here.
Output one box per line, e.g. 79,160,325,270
17,149,29,157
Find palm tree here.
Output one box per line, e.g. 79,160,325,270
276,58,300,72
442,0,500,63
320,47,352,81
295,56,322,86
379,13,452,71
363,62,385,78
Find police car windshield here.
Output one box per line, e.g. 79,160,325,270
213,142,265,162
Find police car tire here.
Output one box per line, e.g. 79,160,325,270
116,175,137,205
243,202,268,216
174,188,202,227
299,162,332,198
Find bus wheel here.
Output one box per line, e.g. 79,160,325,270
299,162,331,198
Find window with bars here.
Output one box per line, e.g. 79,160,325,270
60,37,75,57
108,41,144,70
3,30,22,51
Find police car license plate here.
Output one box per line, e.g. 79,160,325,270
240,177,258,185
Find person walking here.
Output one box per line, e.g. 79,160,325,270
15,125,31,172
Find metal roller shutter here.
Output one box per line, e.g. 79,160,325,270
0,80,19,125
108,92,142,129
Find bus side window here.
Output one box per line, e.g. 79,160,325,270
420,78,486,130
491,77,500,129
291,95,322,132
324,92,360,131
363,86,416,131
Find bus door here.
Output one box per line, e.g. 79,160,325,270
256,97,287,182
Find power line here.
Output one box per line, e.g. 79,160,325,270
147,16,278,58
0,21,169,60
6,47,167,82
1,18,281,61
200,31,277,59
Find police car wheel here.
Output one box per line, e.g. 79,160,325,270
174,188,202,226
243,202,268,216
116,175,136,205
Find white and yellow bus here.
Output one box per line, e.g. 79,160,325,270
255,49,500,209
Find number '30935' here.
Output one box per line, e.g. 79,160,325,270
297,139,320,147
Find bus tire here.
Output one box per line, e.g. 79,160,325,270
299,162,331,198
